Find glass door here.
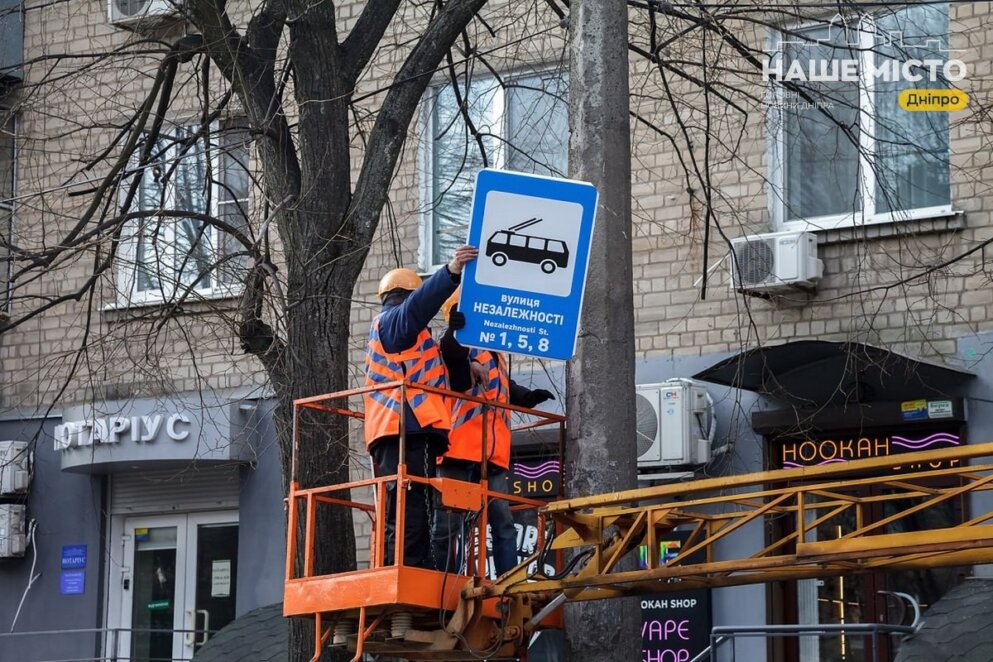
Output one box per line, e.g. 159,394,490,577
184,514,239,657
787,486,966,662
120,516,188,661
811,521,873,661
118,513,238,661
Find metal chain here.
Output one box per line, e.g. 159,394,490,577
424,441,437,570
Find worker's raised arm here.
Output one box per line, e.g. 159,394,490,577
379,246,477,353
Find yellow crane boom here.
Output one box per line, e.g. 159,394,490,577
284,385,993,661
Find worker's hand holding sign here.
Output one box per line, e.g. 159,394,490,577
448,245,478,275
454,169,598,361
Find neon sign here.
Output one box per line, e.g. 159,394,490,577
779,432,961,469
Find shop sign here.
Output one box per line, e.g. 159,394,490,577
53,413,191,450
779,431,961,470
509,459,560,498
640,534,711,662
56,395,257,472
641,594,711,662
466,510,558,580
469,456,560,580
61,544,87,569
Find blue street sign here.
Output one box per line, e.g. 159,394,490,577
61,544,87,570
60,570,85,595
456,169,598,361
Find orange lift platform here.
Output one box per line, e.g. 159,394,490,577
283,381,566,661
284,383,993,662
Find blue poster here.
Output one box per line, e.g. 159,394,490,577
61,544,87,569
456,169,598,361
60,570,85,595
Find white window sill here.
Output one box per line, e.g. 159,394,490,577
103,287,244,312
417,263,446,278
780,209,964,245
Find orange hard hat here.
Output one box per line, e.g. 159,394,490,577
377,268,422,297
441,287,461,323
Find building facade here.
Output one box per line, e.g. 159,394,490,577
1,0,992,661
0,1,286,660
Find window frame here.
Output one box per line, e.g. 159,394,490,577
418,68,568,272
768,15,955,233
116,123,250,307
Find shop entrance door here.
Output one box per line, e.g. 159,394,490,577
117,512,239,661
784,485,965,662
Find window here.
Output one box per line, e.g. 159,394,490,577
119,123,250,304
422,69,568,269
0,113,12,314
509,233,528,248
771,4,952,230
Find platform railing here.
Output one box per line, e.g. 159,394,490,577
287,380,565,577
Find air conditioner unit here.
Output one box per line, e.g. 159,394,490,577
636,380,715,471
0,441,32,495
0,503,26,558
729,231,823,295
108,0,179,27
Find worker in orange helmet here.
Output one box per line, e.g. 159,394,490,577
432,287,555,576
364,245,478,569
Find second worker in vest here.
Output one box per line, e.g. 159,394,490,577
433,288,555,576
364,245,478,569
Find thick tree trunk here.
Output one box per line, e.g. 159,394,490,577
277,236,364,662
565,0,640,659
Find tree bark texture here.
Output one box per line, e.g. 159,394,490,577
566,0,641,659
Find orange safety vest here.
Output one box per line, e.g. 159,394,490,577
444,349,511,468
363,315,451,447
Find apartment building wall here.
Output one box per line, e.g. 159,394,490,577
1,0,987,490
0,2,284,655
348,3,993,375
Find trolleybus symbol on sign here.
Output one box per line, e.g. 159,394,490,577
457,169,598,361
486,217,570,274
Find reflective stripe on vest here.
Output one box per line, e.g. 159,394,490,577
445,349,511,468
363,315,450,447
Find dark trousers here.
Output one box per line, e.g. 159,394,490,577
432,460,518,577
370,433,445,569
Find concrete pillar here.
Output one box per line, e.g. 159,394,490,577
565,0,640,659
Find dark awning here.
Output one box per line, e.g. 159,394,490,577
692,340,973,404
